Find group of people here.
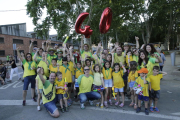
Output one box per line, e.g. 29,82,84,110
0,36,167,118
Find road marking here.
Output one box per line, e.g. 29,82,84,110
0,81,19,89
171,112,180,116
12,72,23,77
12,81,24,88
71,106,180,120
0,100,37,105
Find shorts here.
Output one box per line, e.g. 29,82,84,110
149,90,160,99
43,98,58,114
115,87,124,93
129,81,135,88
138,95,149,101
67,83,72,87
39,89,43,94
93,85,104,92
104,79,112,87
23,75,36,90
57,94,67,100
72,75,75,82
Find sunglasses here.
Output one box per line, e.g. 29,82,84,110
84,69,90,71
33,48,37,50
27,56,31,58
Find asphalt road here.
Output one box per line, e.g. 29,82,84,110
0,56,180,120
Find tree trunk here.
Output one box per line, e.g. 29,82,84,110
116,32,119,42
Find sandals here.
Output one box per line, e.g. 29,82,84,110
115,102,119,106
104,102,108,108
129,102,134,107
119,103,124,107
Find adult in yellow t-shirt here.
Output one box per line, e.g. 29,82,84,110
80,44,93,60
37,68,60,118
77,66,101,109
17,48,37,106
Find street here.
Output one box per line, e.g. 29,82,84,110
0,55,180,120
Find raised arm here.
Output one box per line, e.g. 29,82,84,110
16,47,23,62
33,48,39,62
135,36,139,49
63,43,66,57
154,54,163,63
111,53,114,68
120,62,126,73
90,61,94,73
37,67,46,84
99,52,103,68
160,71,167,76
111,42,119,53
29,39,34,53
69,46,74,61
42,41,45,51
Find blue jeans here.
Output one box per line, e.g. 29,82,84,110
23,75,36,90
79,92,101,103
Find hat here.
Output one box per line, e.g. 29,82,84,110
123,42,130,46
48,48,56,52
137,68,148,74
56,49,63,54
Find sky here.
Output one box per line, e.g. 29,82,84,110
0,0,57,35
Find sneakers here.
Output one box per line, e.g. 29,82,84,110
145,109,149,115
80,103,85,109
32,97,37,102
65,107,69,112
136,107,141,113
154,107,160,112
61,108,65,113
100,104,104,108
104,101,108,108
89,100,93,106
109,100,112,106
96,102,100,107
115,102,119,106
149,107,154,112
22,100,26,106
37,106,41,111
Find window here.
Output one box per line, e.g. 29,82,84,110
51,43,56,46
13,39,23,44
0,50,5,56
29,40,38,45
0,37,4,43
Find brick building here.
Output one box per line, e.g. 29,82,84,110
0,23,78,60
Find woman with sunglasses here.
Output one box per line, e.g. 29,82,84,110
17,47,37,106
8,55,21,82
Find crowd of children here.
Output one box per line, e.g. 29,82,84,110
0,36,167,117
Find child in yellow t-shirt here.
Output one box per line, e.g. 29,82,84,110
49,58,58,73
126,50,133,67
112,63,126,107
149,66,167,112
59,57,73,106
128,61,138,109
135,68,150,115
55,72,68,113
35,67,46,111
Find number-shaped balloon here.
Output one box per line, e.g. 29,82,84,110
99,7,112,34
75,12,93,38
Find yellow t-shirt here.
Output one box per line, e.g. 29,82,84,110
128,71,138,82
93,73,103,86
140,58,156,77
77,74,94,95
132,55,139,63
55,78,65,94
148,52,160,67
114,53,125,64
102,67,112,80
112,71,124,88
92,54,100,64
59,64,72,83
81,50,92,60
42,80,56,104
135,77,150,97
49,65,58,73
36,75,47,89
69,61,75,75
22,59,37,78
149,74,163,91
75,67,84,79
57,58,63,66
38,60,49,77
126,55,133,67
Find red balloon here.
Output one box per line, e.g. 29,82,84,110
75,12,93,38
99,7,112,34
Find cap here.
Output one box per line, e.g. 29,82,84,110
48,48,56,52
123,42,129,46
137,68,148,74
